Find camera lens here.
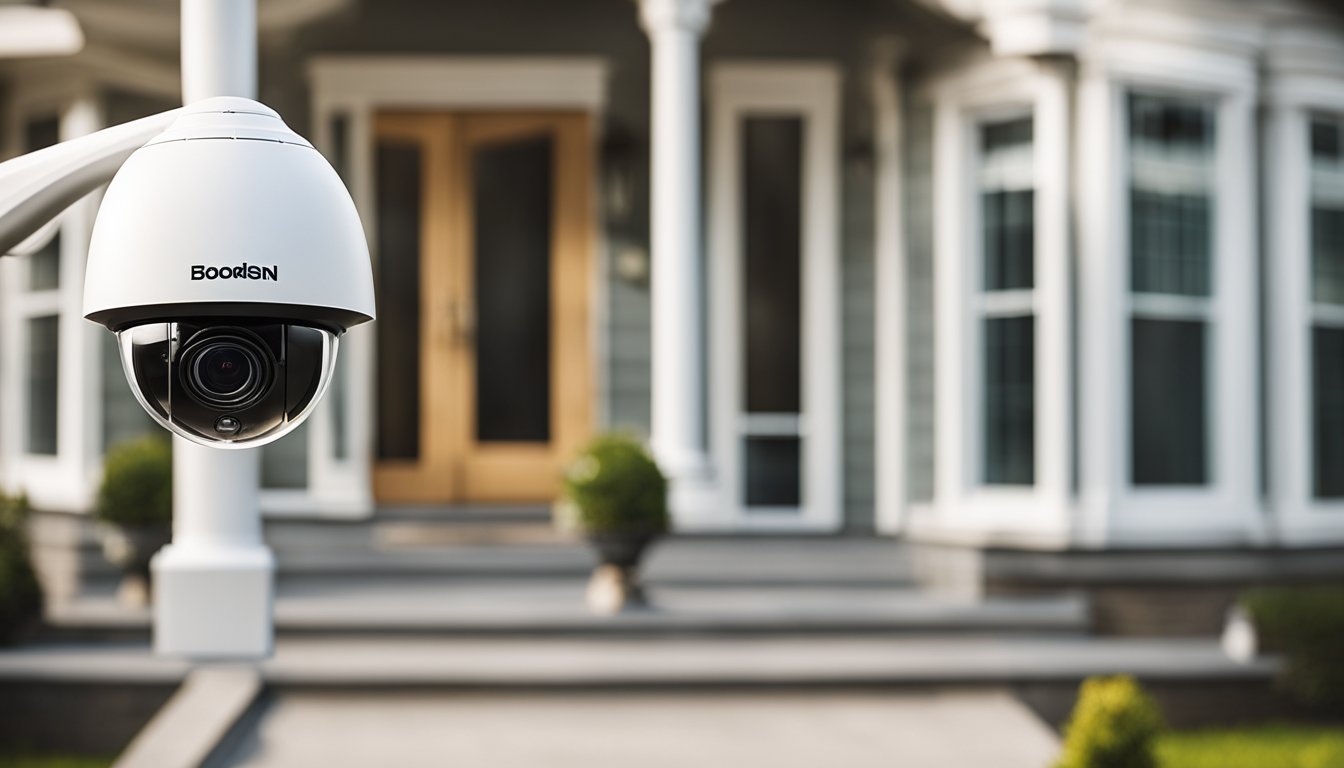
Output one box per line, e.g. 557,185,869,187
198,346,252,395
180,331,272,410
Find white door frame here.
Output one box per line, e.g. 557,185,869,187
299,55,608,518
706,62,842,532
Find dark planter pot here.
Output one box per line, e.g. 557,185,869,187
586,531,657,568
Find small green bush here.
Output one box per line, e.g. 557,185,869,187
557,433,668,535
1055,675,1165,768
0,493,42,644
1243,586,1344,709
95,436,172,529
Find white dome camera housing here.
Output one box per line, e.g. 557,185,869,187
83,97,375,448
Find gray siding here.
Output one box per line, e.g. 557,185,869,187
842,150,877,529
905,100,936,502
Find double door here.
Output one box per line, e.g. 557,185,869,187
372,112,593,503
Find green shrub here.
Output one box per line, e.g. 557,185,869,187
557,433,668,535
1243,586,1344,709
1055,675,1165,768
0,493,42,644
95,436,172,529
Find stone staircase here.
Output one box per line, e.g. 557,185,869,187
43,506,1094,641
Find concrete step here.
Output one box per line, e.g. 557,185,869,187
0,635,1277,689
45,576,1090,641
60,512,915,586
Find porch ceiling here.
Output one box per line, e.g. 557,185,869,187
56,0,355,55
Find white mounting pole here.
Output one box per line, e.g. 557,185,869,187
152,0,273,658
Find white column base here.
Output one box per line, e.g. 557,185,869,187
665,460,722,531
151,543,274,659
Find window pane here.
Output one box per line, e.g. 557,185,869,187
101,332,155,452
25,115,61,291
328,113,351,459
744,436,801,509
27,315,59,455
1131,318,1207,485
1314,326,1344,499
1311,116,1344,306
1129,94,1214,297
473,135,553,443
983,316,1035,485
743,116,803,414
1311,207,1344,305
1312,119,1342,163
375,142,422,461
981,117,1034,291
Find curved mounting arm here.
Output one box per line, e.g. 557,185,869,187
0,107,183,257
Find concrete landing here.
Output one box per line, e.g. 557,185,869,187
206,688,1061,768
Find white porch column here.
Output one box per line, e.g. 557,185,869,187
640,0,717,520
152,0,273,658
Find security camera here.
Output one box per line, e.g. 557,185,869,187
82,97,375,448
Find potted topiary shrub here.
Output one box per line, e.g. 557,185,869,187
556,433,669,614
95,435,172,607
0,493,42,645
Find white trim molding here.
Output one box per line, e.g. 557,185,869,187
871,40,907,535
308,56,608,114
1263,20,1344,546
1076,24,1263,547
912,56,1073,547
705,62,842,533
1,84,108,512
300,55,609,519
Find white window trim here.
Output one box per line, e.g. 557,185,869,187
707,62,842,533
0,52,180,514
0,86,106,513
916,57,1072,546
1077,40,1262,546
1265,67,1344,546
299,56,609,519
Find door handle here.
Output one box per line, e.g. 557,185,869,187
447,298,476,345
436,296,453,346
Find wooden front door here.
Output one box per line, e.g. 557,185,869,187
371,112,593,503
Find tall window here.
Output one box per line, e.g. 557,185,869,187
23,115,62,456
1128,93,1215,486
1310,115,1344,499
741,116,804,509
978,117,1035,485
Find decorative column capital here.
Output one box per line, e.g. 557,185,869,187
639,0,712,37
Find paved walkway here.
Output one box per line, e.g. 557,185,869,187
208,688,1061,768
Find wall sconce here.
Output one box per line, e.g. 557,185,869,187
602,126,639,233
613,243,650,286
602,125,648,287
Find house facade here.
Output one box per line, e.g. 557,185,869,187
2,0,1343,556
